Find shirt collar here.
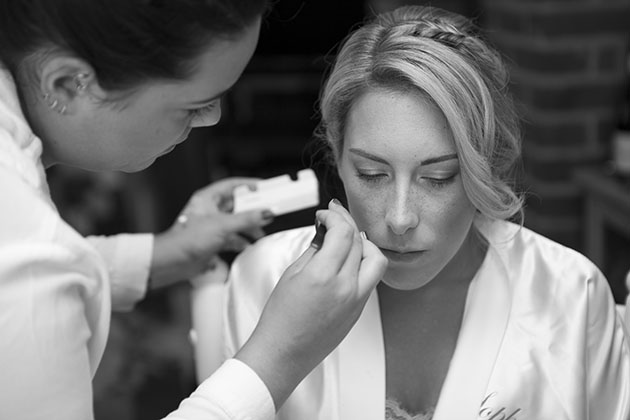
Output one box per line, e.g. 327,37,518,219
0,64,51,200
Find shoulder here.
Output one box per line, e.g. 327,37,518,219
236,225,316,267
228,225,316,293
482,221,622,347
0,163,107,289
0,163,55,236
481,219,604,290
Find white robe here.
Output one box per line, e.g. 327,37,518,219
224,219,630,420
0,64,274,420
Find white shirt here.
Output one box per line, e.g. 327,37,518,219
0,65,274,420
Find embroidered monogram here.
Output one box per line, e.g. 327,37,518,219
478,392,522,420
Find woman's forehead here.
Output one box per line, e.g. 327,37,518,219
343,88,455,154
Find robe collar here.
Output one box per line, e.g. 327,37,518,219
336,219,513,420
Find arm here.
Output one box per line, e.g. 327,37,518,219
88,177,273,311
163,359,275,420
0,164,107,420
87,233,152,311
227,199,387,410
149,177,273,290
166,200,387,419
0,244,102,420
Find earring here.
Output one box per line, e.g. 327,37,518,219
74,73,90,92
42,92,67,115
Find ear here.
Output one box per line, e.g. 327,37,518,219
38,55,105,114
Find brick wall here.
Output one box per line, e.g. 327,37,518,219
366,0,479,17
481,0,630,250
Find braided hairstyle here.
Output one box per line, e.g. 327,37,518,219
318,5,523,223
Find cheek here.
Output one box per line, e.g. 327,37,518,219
151,114,184,138
434,186,477,243
342,177,385,233
125,104,184,147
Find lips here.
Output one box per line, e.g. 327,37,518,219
380,248,425,263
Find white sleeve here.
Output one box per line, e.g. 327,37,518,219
163,359,275,420
586,268,630,419
87,233,153,311
0,165,107,420
0,244,102,420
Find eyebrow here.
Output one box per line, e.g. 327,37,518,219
348,148,458,166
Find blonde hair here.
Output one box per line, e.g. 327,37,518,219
318,6,523,222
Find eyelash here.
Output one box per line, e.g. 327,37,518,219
356,172,386,183
427,175,456,188
356,172,456,188
188,102,217,118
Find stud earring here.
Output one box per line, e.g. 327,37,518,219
74,73,90,92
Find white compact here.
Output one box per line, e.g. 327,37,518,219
233,168,320,215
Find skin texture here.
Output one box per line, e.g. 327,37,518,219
337,87,482,291
21,18,261,172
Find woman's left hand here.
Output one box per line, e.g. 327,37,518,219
149,177,274,289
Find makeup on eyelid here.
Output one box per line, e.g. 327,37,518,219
348,148,458,166
352,161,460,183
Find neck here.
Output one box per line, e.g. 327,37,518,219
436,228,487,288
16,84,61,169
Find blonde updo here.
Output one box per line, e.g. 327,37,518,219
318,5,523,222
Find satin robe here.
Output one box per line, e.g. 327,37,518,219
223,219,630,420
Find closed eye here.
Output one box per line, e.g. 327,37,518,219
356,171,387,183
189,101,217,118
424,174,456,188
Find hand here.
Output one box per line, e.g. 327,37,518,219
150,178,274,289
235,199,388,409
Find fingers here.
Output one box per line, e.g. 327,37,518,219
218,209,275,233
306,199,386,294
328,199,358,231
356,235,388,296
287,202,351,274
335,226,364,282
241,226,267,242
186,178,262,214
222,234,254,253
285,243,318,274
309,200,360,275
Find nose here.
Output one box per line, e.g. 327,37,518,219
385,185,419,236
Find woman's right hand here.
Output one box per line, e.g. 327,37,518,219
235,199,388,409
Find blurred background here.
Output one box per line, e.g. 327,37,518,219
45,0,630,418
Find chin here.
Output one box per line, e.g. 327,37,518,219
120,158,156,173
381,266,435,290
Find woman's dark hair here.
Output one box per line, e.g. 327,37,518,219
0,0,269,91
